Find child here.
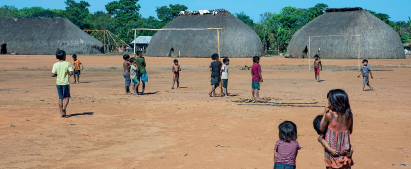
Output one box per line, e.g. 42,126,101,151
274,121,300,169
129,58,139,95
135,51,147,95
123,54,131,94
51,50,73,117
251,56,262,99
221,58,230,97
71,54,83,84
357,59,373,91
172,59,181,89
320,89,354,169
208,53,222,97
314,54,322,82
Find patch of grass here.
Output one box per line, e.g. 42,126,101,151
85,66,122,71
20,67,28,69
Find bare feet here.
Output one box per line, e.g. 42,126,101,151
61,107,66,117
172,87,174,89
208,92,213,97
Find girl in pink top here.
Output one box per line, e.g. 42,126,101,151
320,89,354,169
274,121,300,169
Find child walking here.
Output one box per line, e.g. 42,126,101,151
357,59,373,91
314,54,322,82
135,51,148,95
208,53,222,97
123,54,131,94
274,121,301,169
172,59,181,89
51,50,73,117
71,54,83,84
251,56,263,99
221,58,230,97
129,58,139,95
320,89,354,169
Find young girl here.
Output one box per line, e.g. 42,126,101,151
320,89,354,169
274,121,300,169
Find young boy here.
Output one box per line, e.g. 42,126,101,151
51,50,73,117
208,53,222,97
314,54,322,82
129,58,139,95
172,59,181,89
123,54,131,94
71,54,83,84
251,56,263,99
357,59,373,91
221,58,230,97
135,51,148,95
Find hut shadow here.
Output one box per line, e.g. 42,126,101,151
67,112,94,117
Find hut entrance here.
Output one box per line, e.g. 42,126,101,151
1,44,7,54
169,47,174,57
302,45,308,58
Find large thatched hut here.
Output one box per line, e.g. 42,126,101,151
286,7,405,59
0,17,103,55
146,11,264,58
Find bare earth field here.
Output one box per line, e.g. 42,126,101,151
0,55,410,169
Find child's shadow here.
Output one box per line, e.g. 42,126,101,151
67,112,94,117
228,93,240,97
178,87,188,89
317,80,325,82
79,82,91,84
140,91,159,95
363,89,374,91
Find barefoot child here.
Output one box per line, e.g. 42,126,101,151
357,59,373,91
320,89,354,169
172,59,181,89
71,54,83,84
123,54,131,94
135,51,148,95
221,58,230,97
129,58,139,95
274,121,300,169
208,53,222,97
314,54,322,81
251,56,263,99
51,50,73,117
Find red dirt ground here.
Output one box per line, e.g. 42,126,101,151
0,55,410,168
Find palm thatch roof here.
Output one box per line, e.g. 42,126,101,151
0,17,103,55
145,11,264,58
287,7,405,59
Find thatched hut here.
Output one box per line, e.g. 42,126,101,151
286,7,405,59
146,11,264,58
0,17,103,55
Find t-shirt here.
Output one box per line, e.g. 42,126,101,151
136,57,146,73
361,66,370,77
221,64,228,79
72,60,81,70
52,61,73,85
130,65,138,79
251,64,262,82
210,61,222,77
274,140,301,166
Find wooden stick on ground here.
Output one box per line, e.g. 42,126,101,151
231,104,326,107
268,101,319,104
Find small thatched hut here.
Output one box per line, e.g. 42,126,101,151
146,11,264,58
287,7,405,59
0,17,103,55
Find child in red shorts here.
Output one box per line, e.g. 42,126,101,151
313,54,322,82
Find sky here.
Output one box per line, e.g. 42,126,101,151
3,0,410,22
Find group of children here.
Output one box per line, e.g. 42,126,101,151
122,51,148,95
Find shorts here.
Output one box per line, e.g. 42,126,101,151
211,76,219,86
314,67,320,75
123,73,131,87
137,73,148,83
363,76,369,84
273,163,295,169
56,85,70,99
132,78,138,83
252,81,260,90
222,79,228,88
74,70,81,75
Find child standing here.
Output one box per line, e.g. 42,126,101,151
221,58,230,97
251,56,262,99
123,54,131,94
135,51,148,95
51,50,73,117
208,53,222,97
71,54,83,84
314,54,322,82
274,121,301,169
320,89,354,169
357,59,373,91
172,59,181,89
129,58,139,95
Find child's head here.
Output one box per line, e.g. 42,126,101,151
362,59,368,66
313,115,326,135
211,53,219,60
327,89,352,120
123,54,130,61
136,51,143,57
174,59,178,65
223,58,230,65
253,56,260,64
278,121,297,142
129,57,136,64
72,54,77,60
56,49,66,60
314,54,319,59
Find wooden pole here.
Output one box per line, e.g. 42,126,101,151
103,30,106,53
217,29,222,97
134,30,137,55
308,36,311,71
358,36,361,70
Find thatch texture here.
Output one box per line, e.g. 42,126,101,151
0,18,103,55
287,8,405,59
146,12,264,58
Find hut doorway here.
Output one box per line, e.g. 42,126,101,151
169,47,174,57
1,44,7,54
302,45,308,58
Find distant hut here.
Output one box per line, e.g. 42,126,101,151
130,36,152,52
146,10,264,58
0,18,103,55
286,7,405,59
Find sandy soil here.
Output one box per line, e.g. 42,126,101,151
0,55,410,168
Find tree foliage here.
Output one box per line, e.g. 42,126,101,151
156,4,187,22
236,12,254,28
63,0,91,29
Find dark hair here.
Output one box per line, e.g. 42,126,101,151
223,58,229,63
174,59,178,63
129,57,135,63
313,115,326,135
278,121,297,142
314,54,319,58
56,50,66,60
327,89,352,121
211,53,218,60
136,51,143,56
72,54,77,58
123,54,130,60
253,56,260,63
362,59,368,63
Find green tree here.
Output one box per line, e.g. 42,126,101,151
236,11,254,28
0,5,20,18
19,7,46,17
87,11,116,31
106,0,141,42
63,0,91,29
156,4,187,21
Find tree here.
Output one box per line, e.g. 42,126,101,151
156,4,187,21
87,11,116,31
106,0,141,42
0,5,20,18
63,0,91,29
19,7,46,17
236,11,254,28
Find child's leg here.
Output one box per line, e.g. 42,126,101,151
362,84,365,91
58,99,64,115
172,74,175,89
142,82,145,94
176,75,179,88
136,81,140,94
252,89,255,98
77,74,80,83
131,82,136,94
318,74,320,81
73,74,77,83
367,82,373,90
63,98,69,109
256,89,260,99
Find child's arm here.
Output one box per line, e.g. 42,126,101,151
369,70,373,79
273,150,277,163
320,61,322,71
320,107,331,132
51,73,57,77
358,69,362,78
80,63,83,70
172,66,174,72
349,116,353,134
178,65,181,71
259,72,263,82
318,136,340,156
347,146,354,158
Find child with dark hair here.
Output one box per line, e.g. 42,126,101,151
314,54,322,82
251,56,263,99
320,89,354,169
123,54,131,94
52,50,73,117
357,59,373,91
274,121,300,169
208,53,222,97
71,54,83,84
135,51,148,95
172,59,181,89
221,58,230,97
129,58,139,95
